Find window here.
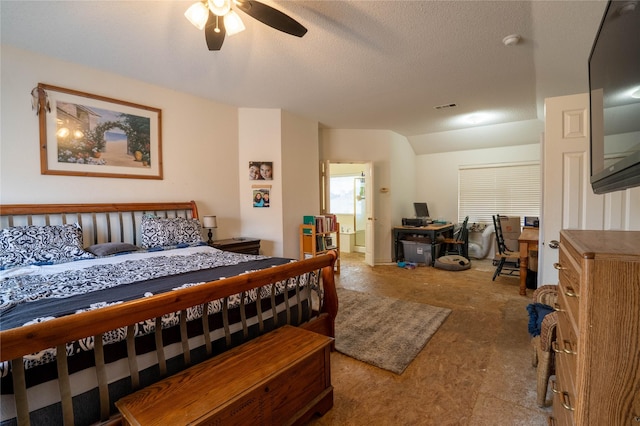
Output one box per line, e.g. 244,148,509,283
329,176,356,214
458,163,540,224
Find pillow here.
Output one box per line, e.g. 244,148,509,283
86,242,139,257
140,216,203,249
0,223,95,269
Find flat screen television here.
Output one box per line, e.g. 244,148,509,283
589,0,640,194
414,202,430,218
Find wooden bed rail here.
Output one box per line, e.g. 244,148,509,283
0,251,338,362
0,201,199,218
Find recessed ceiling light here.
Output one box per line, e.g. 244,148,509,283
466,114,488,125
631,87,640,99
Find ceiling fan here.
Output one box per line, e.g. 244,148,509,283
185,0,308,51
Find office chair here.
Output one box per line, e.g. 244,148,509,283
441,216,469,258
492,214,520,280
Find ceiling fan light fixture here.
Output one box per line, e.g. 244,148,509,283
185,2,209,30
224,10,245,36
208,0,231,16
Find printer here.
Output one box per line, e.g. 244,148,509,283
402,218,430,227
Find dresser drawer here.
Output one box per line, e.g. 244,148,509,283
552,351,577,425
555,310,578,389
557,245,580,326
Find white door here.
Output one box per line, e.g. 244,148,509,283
364,162,375,266
539,93,603,285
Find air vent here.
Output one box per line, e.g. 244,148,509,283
434,103,457,110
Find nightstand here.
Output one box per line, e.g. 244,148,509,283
210,237,260,255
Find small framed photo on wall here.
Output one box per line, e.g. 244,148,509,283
252,185,271,208
249,161,273,180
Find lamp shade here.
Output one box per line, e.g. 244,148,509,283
224,10,245,36
202,215,217,229
185,2,209,30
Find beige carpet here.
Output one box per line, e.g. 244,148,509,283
335,288,451,374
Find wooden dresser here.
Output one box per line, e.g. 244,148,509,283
551,230,640,425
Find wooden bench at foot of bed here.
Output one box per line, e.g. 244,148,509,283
115,325,334,426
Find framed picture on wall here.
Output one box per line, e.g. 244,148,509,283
35,83,163,179
248,161,273,180
252,185,271,208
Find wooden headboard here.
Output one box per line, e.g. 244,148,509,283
0,201,199,247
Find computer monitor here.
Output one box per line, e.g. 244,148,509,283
414,202,430,218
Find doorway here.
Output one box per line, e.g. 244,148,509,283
324,162,374,266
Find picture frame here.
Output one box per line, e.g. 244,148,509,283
248,161,273,180
36,83,163,179
252,185,271,208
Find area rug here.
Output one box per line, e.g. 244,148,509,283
334,288,451,374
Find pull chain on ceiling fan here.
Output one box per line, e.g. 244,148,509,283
185,0,307,51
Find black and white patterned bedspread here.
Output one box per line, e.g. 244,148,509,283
0,246,315,373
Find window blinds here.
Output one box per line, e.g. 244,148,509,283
458,163,540,224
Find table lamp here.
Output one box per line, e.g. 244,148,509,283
202,215,217,244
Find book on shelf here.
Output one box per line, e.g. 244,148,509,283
302,215,316,234
302,214,337,234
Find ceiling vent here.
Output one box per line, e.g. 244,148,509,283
434,103,457,110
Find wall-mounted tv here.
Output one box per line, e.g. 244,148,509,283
589,0,640,194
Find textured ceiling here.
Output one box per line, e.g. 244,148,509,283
0,0,608,154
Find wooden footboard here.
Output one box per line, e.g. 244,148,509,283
0,202,338,425
0,253,338,360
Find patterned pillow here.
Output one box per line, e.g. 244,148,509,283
0,223,95,269
140,216,203,249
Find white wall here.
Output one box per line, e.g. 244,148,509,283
320,128,412,263
281,110,320,259
238,108,283,255
390,132,417,258
1,46,241,236
238,108,319,258
415,144,541,223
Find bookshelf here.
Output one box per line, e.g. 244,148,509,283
299,215,340,273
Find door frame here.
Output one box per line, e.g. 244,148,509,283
322,161,375,266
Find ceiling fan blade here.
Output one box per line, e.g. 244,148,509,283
205,11,226,51
235,0,307,38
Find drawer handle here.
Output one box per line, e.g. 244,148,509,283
564,286,579,298
553,262,565,270
549,240,560,249
562,339,577,355
550,378,560,394
553,302,565,312
561,391,575,411
551,340,562,354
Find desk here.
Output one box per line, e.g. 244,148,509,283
518,228,539,296
392,224,454,266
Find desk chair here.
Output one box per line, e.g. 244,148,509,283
441,216,469,258
492,214,520,280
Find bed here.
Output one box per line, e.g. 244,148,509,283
0,201,338,426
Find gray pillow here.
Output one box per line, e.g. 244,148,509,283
86,242,139,257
